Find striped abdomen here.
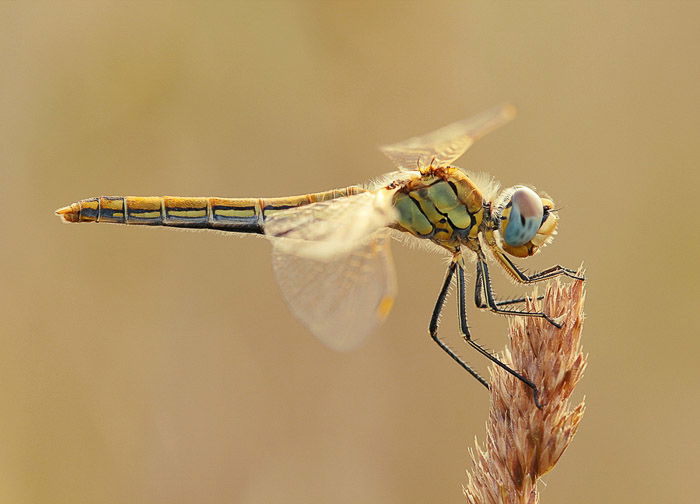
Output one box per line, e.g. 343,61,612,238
55,187,365,234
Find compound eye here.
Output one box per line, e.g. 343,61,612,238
504,187,544,247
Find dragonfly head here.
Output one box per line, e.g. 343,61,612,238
492,186,558,258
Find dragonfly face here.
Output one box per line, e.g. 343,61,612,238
56,104,583,407
490,185,559,258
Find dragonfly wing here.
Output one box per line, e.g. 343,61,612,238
379,103,516,170
271,231,397,351
264,189,397,261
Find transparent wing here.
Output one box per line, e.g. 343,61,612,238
264,189,397,261
379,103,516,170
272,231,396,351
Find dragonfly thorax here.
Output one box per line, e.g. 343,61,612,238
391,166,486,253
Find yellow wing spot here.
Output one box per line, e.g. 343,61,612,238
376,295,395,319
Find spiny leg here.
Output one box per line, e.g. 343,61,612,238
479,260,562,328
497,251,584,283
496,296,544,306
474,264,543,308
429,261,490,390
457,265,543,409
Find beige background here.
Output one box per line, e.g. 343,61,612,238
2,2,699,503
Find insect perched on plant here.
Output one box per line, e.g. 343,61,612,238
56,104,583,407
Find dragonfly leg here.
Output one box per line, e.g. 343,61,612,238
479,261,563,328
458,265,542,409
496,251,585,283
429,261,490,390
474,266,543,308
495,295,544,306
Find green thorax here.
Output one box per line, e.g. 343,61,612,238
392,167,485,253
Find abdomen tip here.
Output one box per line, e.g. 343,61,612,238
55,204,80,222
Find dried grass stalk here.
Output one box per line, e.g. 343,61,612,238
464,278,586,504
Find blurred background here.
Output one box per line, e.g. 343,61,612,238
2,2,699,503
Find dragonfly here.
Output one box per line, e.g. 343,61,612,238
56,104,583,407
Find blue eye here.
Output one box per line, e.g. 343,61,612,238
504,187,544,246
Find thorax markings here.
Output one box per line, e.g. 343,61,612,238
391,167,487,253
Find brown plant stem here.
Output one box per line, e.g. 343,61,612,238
464,278,587,504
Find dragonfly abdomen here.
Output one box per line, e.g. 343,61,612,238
55,195,264,231
56,187,366,234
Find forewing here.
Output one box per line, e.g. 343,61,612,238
264,189,397,261
272,232,397,351
379,103,516,170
